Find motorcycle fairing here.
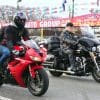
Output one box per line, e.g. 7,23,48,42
8,58,31,87
8,58,43,87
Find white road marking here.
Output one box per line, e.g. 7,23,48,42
0,96,12,100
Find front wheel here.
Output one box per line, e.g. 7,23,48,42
0,76,3,87
92,69,100,83
27,69,49,96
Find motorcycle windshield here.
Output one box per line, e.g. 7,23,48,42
80,25,95,38
22,40,40,52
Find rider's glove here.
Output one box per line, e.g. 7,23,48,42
12,50,20,56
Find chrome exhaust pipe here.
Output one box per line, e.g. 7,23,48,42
44,61,54,64
43,61,54,67
45,68,75,74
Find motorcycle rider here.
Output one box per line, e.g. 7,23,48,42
0,11,30,73
60,22,77,71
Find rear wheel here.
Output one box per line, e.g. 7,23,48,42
49,61,63,77
27,69,49,96
92,69,100,83
49,71,63,77
92,59,100,83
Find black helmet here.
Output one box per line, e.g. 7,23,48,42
14,11,27,28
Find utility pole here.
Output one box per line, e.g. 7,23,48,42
68,5,71,18
17,1,19,10
40,14,44,39
72,0,75,18
17,0,22,10
97,0,99,6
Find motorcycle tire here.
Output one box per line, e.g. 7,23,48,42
49,71,63,77
27,69,49,96
0,76,3,86
92,69,100,83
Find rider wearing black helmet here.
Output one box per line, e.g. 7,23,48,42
0,11,30,72
6,11,30,48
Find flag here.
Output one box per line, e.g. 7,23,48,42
42,7,50,15
51,11,57,14
59,6,64,13
63,0,67,3
37,8,42,14
43,11,50,15
62,0,67,11
28,10,34,16
17,0,22,3
43,7,49,11
51,7,58,14
62,3,65,11
89,8,94,13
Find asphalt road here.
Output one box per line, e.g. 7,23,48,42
0,73,100,100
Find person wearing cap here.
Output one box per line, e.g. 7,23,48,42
60,22,77,71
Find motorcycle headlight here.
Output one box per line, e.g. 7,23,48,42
30,56,42,62
97,46,100,53
92,47,96,52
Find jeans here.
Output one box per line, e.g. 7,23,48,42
0,45,10,65
62,47,75,67
68,51,75,67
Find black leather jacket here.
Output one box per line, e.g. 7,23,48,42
0,25,30,50
60,30,76,45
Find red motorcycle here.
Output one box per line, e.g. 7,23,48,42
0,40,49,96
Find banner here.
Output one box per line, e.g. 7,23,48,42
25,18,70,28
0,14,100,29
25,14,100,28
71,14,100,26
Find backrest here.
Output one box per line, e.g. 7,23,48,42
48,36,60,51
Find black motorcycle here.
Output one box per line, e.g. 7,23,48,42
43,27,100,83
